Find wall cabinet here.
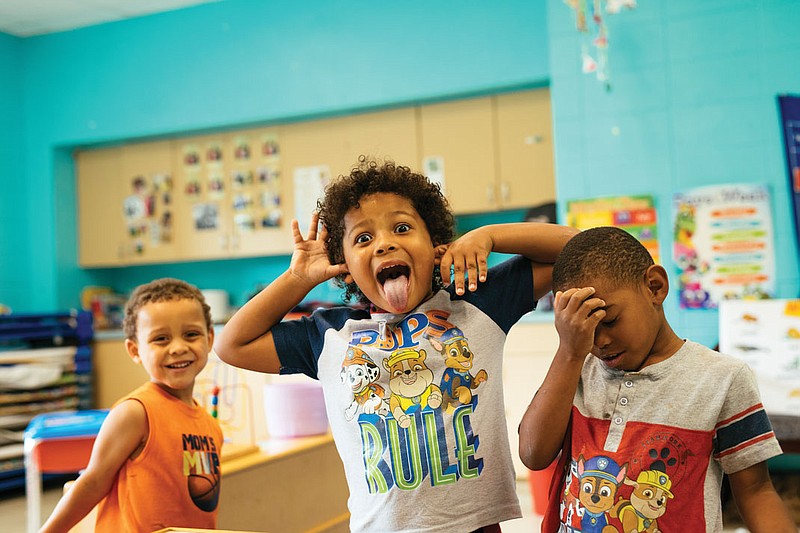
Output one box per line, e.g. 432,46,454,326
77,89,555,266
77,147,126,266
418,89,555,214
173,129,293,261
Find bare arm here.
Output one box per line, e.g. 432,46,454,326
39,401,147,533
214,214,348,373
518,287,605,470
729,461,796,532
440,222,577,295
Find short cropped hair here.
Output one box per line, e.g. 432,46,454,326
122,278,212,340
317,156,454,304
552,226,654,292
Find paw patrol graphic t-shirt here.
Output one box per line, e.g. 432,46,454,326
95,382,223,532
543,341,782,533
272,255,535,533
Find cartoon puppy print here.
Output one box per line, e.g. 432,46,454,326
340,346,389,421
428,327,487,410
382,347,442,428
577,455,628,533
611,469,674,533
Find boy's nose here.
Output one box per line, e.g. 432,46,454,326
375,234,397,254
594,330,612,350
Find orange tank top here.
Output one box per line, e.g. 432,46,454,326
95,382,223,532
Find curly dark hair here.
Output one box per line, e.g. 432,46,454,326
552,226,654,292
123,278,212,340
317,156,454,304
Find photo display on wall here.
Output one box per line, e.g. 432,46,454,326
122,172,173,255
672,184,775,309
180,134,282,235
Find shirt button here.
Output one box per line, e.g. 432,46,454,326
625,380,634,388
614,417,623,425
620,397,629,406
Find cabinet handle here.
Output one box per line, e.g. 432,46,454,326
525,135,544,145
500,182,510,202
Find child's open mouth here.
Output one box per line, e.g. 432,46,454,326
377,264,411,311
600,353,623,367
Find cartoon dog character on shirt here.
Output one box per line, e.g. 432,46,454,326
428,327,487,410
577,455,628,533
611,469,674,533
340,346,389,421
382,347,442,428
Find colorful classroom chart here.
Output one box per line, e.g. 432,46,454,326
673,184,775,309
566,194,660,262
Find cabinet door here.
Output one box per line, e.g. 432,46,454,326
344,107,419,170
494,89,556,210
76,147,126,267
120,140,182,264
281,116,350,229
418,96,496,214
174,134,233,260
225,128,293,257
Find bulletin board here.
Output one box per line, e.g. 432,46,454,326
778,95,800,262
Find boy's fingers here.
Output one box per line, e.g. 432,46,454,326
477,255,488,283
290,219,303,242
307,213,320,240
439,254,453,286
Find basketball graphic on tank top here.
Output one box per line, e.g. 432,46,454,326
188,472,220,512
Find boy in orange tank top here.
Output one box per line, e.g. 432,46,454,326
40,278,223,533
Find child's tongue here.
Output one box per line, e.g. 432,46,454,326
382,275,409,312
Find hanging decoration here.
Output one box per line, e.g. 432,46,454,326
563,0,637,91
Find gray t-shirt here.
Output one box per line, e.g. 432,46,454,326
547,340,782,532
273,255,534,532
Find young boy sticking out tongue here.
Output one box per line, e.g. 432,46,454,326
215,157,577,533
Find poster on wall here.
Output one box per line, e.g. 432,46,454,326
719,299,800,416
672,184,775,309
565,195,660,262
778,95,800,256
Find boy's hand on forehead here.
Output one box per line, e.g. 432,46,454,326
439,230,492,295
288,214,348,286
554,287,606,360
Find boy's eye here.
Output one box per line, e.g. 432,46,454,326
602,317,617,327
395,223,410,233
185,331,202,339
355,233,372,245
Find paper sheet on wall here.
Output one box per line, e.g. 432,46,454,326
719,299,800,416
293,165,331,233
422,156,446,195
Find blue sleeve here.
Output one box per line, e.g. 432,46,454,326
449,254,535,334
271,306,369,379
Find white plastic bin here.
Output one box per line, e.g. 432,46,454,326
263,382,328,438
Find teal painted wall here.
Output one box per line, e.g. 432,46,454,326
547,0,800,347
14,0,549,312
0,32,26,311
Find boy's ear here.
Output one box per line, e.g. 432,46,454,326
644,265,669,304
125,338,141,364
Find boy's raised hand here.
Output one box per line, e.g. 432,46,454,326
289,213,348,286
439,227,492,295
554,287,606,361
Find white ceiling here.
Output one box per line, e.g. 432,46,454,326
0,0,219,37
